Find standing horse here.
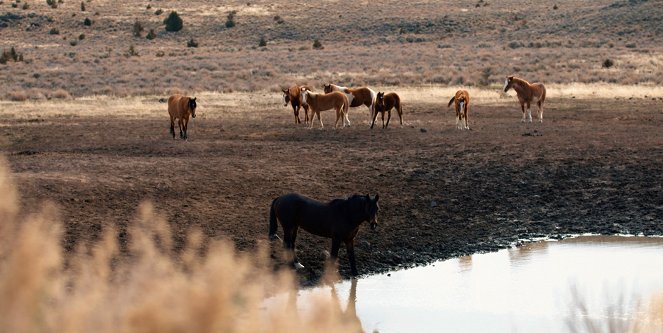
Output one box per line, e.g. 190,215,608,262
323,83,377,126
371,91,403,129
268,193,380,276
282,85,311,125
503,76,546,123
447,90,470,130
301,89,349,129
167,95,197,140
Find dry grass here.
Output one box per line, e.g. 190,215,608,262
0,0,661,97
0,158,363,333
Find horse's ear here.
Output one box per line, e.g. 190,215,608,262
192,97,196,101
374,193,379,202
507,76,514,81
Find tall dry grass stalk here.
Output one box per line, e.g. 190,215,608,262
0,158,363,333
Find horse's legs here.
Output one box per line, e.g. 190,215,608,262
293,105,300,124
538,100,544,123
183,117,189,140
169,116,175,139
178,118,184,139
334,107,341,128
526,102,533,122
381,110,385,128
520,103,526,122
330,238,341,259
304,105,310,125
464,105,470,130
370,110,379,129
385,109,391,129
345,240,358,276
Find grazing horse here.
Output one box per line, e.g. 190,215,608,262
268,193,379,276
301,89,349,129
167,95,197,140
282,85,311,125
503,76,546,123
447,90,470,130
371,92,403,129
323,83,377,126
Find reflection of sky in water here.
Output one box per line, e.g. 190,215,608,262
296,236,663,332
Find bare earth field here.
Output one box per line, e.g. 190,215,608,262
1,90,662,280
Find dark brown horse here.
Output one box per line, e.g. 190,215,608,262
269,193,379,276
282,85,311,125
503,76,546,123
371,92,403,129
447,90,470,130
168,95,197,140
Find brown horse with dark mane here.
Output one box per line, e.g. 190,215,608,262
371,91,403,129
167,95,197,140
282,85,311,125
269,193,379,276
323,83,377,126
503,76,546,123
447,90,470,130
301,89,349,129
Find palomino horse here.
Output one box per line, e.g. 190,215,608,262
371,92,403,129
301,89,349,129
447,90,470,130
269,193,379,276
323,83,377,126
503,76,546,123
282,85,311,125
168,95,197,140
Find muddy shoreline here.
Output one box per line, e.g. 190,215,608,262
2,97,662,281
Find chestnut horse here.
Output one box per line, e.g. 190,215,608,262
503,76,546,123
371,92,403,129
301,89,349,129
323,83,377,126
447,90,470,130
282,85,311,125
167,95,197,140
268,193,380,276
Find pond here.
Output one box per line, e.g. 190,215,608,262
291,236,663,332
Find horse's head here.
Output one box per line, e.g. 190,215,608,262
503,76,515,93
375,92,385,110
188,97,197,118
323,84,332,94
364,194,379,230
282,88,291,107
300,87,310,104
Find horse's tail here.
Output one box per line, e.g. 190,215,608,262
447,96,455,108
268,198,281,241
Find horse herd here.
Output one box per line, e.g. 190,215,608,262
165,76,546,275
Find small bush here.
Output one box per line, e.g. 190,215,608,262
312,39,323,49
80,1,84,11
273,15,284,24
163,11,183,32
133,21,144,37
69,40,77,46
83,17,92,26
146,4,151,9
258,36,266,47
49,27,59,34
155,50,165,57
186,38,198,48
8,90,28,101
508,41,523,49
625,43,636,48
602,59,614,68
50,88,71,99
22,2,29,9
0,47,22,64
126,44,138,57
154,8,163,15
146,29,156,40
46,0,57,8
78,33,85,40
225,10,236,28
553,4,558,9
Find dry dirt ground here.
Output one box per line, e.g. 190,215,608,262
1,92,662,281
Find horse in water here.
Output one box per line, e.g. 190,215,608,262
282,85,311,125
268,193,380,276
503,76,546,123
168,95,197,140
447,90,470,130
323,83,377,125
301,89,349,129
371,92,403,129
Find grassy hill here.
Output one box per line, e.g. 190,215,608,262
0,0,661,98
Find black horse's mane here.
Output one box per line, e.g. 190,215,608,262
328,194,367,211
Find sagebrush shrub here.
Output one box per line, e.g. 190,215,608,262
163,11,183,32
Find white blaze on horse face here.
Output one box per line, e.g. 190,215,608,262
282,93,287,106
503,79,509,92
301,91,308,104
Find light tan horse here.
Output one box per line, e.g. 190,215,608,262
282,85,311,125
168,95,197,140
323,83,377,126
503,76,546,123
447,90,470,130
301,89,349,129
371,92,403,129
